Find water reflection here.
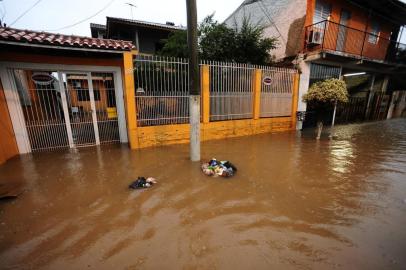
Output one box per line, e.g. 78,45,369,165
329,140,355,174
0,119,405,269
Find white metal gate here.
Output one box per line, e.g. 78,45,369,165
260,67,296,117
9,69,122,152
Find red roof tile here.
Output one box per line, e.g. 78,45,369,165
0,27,135,51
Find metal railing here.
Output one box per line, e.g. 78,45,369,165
260,66,296,117
305,20,406,64
134,55,190,126
134,55,297,126
204,61,254,121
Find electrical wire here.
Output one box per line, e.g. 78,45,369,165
44,0,115,31
257,0,301,56
9,0,43,26
257,1,284,42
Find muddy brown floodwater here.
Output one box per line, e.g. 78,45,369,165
1,119,406,270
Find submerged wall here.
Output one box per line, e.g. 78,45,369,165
123,55,300,149
133,117,294,149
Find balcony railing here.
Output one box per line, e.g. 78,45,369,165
304,20,406,65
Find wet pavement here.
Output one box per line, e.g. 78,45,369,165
0,119,406,270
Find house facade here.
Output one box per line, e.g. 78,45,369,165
0,26,136,164
0,25,300,165
90,17,185,54
225,0,406,127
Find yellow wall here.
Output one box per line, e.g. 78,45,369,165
123,51,139,149
126,64,300,149
134,117,294,149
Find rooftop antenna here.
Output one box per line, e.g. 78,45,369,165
125,2,136,20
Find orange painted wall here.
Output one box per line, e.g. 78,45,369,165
305,0,396,60
0,81,19,165
66,79,110,112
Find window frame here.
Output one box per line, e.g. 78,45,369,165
313,0,332,24
368,21,380,45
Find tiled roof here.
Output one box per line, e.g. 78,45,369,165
0,27,134,51
107,17,186,31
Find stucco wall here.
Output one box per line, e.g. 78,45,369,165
224,0,307,60
0,81,19,164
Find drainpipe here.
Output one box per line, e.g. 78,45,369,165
135,30,140,51
330,69,343,138
381,75,389,93
329,99,338,138
364,74,376,120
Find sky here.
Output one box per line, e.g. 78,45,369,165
0,0,243,36
1,0,405,41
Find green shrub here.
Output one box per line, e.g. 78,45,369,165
303,79,349,104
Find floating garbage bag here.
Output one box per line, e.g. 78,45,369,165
129,177,157,189
201,158,237,178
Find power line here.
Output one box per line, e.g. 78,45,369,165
45,0,116,31
257,1,285,43
9,0,43,27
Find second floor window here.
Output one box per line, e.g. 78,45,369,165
314,0,332,24
368,22,380,45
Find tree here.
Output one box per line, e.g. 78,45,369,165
199,15,237,61
232,17,277,64
158,15,278,65
302,79,349,139
158,30,189,58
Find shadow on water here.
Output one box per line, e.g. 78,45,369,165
0,119,405,270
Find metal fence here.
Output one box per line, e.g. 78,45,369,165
12,70,121,152
13,70,70,152
260,66,296,117
134,55,189,126
204,61,254,121
134,55,297,126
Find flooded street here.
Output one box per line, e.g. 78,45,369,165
0,119,406,270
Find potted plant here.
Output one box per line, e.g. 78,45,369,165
302,78,348,139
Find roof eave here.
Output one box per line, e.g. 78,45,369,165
106,17,185,33
0,40,130,54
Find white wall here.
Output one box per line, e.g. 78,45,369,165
224,0,307,60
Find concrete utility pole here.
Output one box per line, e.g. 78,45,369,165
186,0,201,161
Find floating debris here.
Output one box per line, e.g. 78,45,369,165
201,158,237,178
129,177,157,189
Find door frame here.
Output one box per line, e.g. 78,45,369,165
61,71,101,147
0,62,128,154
